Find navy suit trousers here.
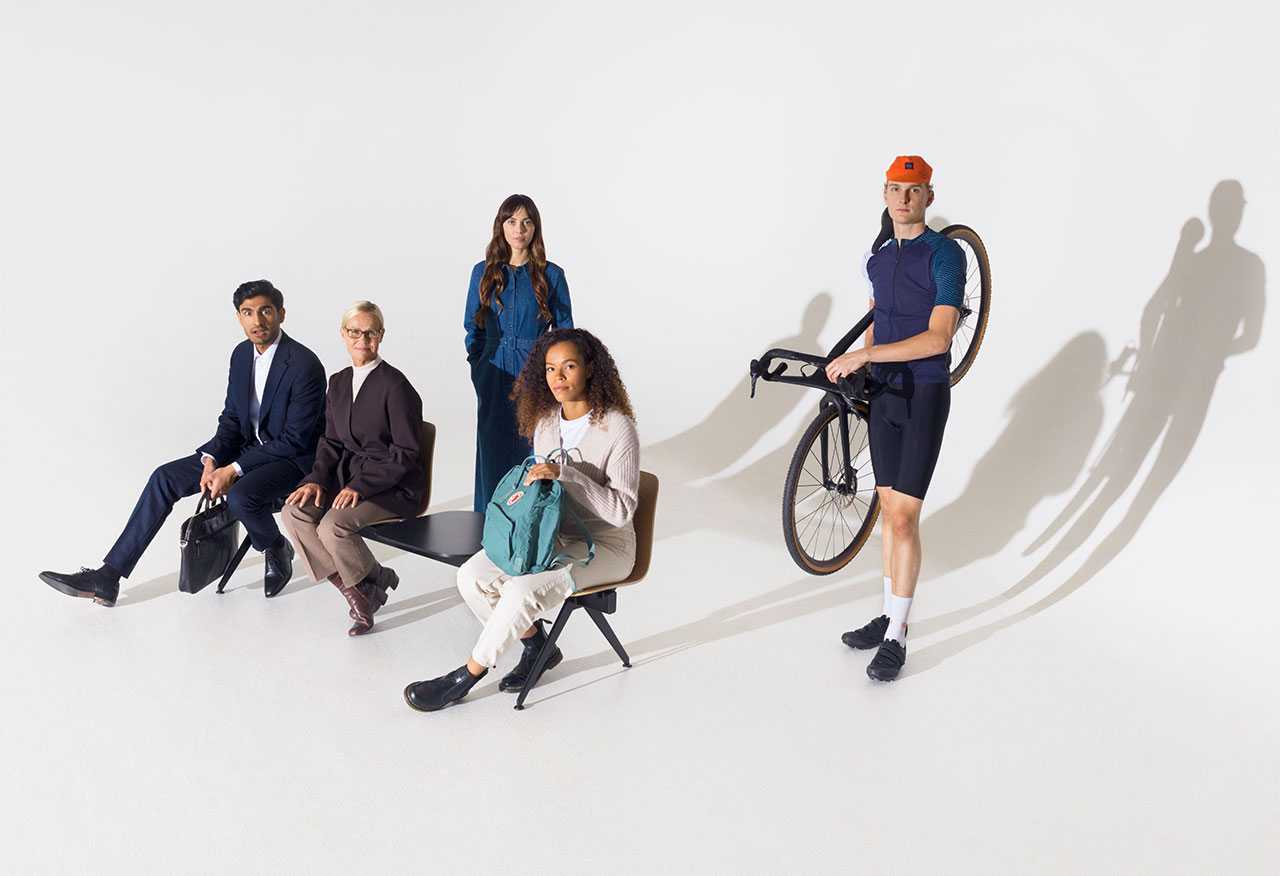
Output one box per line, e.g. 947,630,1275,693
104,453,303,578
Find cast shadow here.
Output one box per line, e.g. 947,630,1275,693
520,331,1114,698
512,566,887,707
115,545,325,607
371,587,464,633
907,331,1110,635
645,291,833,482
910,180,1266,674
115,571,182,607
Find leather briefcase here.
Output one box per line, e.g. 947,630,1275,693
178,493,240,594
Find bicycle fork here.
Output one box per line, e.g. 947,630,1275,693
818,398,857,496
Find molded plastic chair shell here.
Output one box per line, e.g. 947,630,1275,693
572,470,658,597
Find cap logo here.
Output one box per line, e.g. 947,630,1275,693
904,161,914,169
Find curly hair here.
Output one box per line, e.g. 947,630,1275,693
512,328,635,439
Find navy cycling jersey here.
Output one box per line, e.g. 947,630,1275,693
863,227,965,384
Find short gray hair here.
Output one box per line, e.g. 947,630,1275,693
341,300,385,334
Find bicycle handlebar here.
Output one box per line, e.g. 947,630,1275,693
749,347,871,402
748,310,877,401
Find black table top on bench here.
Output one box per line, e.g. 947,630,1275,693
360,510,484,568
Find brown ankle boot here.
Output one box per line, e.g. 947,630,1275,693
332,576,374,635
329,574,358,621
358,567,399,619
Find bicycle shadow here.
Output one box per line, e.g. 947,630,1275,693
644,291,833,484
908,179,1266,675
641,291,843,546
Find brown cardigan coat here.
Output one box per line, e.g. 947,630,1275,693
302,361,425,517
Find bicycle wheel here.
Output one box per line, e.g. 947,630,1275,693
781,403,880,575
941,224,992,386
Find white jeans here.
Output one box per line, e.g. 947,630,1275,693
457,537,636,669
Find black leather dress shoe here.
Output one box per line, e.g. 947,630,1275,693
841,615,889,650
499,622,563,692
263,539,295,598
404,665,487,712
39,568,119,607
866,638,907,682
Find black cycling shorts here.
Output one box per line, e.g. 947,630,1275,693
869,380,950,500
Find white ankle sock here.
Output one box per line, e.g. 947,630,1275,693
885,594,912,643
882,576,893,616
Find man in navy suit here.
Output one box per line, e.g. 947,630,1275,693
39,280,326,606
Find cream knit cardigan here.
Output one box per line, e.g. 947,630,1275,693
532,408,640,547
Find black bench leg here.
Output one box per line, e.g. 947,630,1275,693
217,536,253,594
585,607,631,668
515,602,575,711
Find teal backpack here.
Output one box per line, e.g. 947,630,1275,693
482,452,595,577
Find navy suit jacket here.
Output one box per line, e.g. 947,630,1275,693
197,331,327,474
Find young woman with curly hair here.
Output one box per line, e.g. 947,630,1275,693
463,194,574,512
405,328,639,712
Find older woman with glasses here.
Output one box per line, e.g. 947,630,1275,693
282,301,427,635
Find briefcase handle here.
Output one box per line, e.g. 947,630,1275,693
194,491,227,515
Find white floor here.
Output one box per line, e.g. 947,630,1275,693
4,406,1277,874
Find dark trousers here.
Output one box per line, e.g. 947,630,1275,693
104,453,303,578
470,359,533,513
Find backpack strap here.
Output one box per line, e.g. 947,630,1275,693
547,447,595,568
551,503,595,568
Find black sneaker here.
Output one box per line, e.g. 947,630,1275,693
841,615,889,650
39,568,119,607
866,638,906,682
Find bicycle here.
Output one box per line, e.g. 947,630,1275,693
748,223,992,575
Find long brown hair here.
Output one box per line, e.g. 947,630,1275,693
475,194,551,330
513,328,635,439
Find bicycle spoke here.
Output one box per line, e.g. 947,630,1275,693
805,443,824,483
794,485,824,505
795,497,831,528
836,502,856,544
805,494,833,556
798,499,826,549
802,461,823,486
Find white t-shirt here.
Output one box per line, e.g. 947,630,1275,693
559,409,592,451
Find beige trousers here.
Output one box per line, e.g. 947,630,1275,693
281,500,401,587
457,537,636,668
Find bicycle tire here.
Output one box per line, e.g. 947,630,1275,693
781,403,880,575
940,224,992,386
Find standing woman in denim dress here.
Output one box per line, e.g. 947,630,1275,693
464,194,574,512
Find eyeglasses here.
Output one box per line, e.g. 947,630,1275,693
343,328,383,341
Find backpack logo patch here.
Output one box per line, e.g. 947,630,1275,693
506,491,525,507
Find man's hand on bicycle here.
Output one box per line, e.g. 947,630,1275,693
825,348,871,382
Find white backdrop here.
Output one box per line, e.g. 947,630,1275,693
1,2,1277,872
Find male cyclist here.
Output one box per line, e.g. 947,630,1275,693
826,155,964,681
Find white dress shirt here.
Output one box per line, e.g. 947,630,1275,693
351,357,382,401
201,333,282,476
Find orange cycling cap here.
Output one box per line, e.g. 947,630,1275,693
886,155,932,183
